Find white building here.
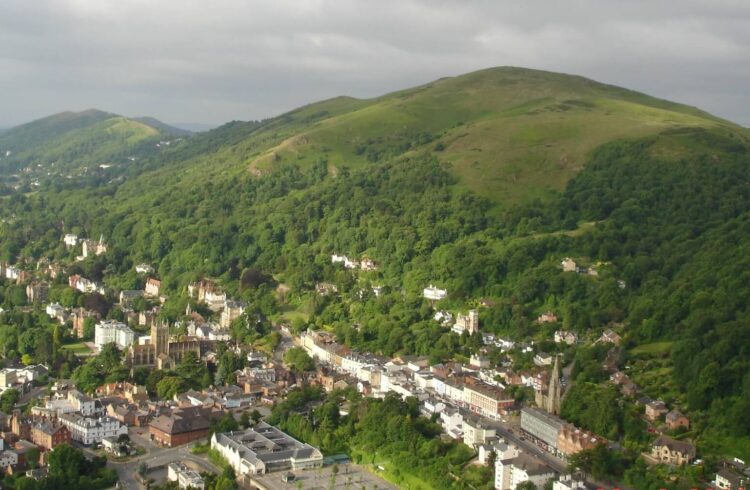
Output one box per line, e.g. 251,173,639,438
495,450,555,490
0,449,18,470
554,331,578,345
63,234,79,247
59,413,127,445
45,303,67,322
452,310,479,335
94,320,135,350
135,263,154,274
423,284,447,301
211,422,323,475
168,462,205,489
553,475,586,490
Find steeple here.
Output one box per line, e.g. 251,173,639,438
546,355,562,415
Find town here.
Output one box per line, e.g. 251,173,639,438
0,236,746,490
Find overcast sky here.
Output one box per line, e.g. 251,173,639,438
1,0,748,129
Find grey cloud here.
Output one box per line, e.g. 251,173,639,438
0,0,748,127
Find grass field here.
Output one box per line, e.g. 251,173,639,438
60,342,92,354
630,341,674,357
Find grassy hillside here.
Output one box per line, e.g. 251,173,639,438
225,67,741,204
0,109,185,177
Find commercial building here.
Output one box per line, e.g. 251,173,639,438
211,422,324,475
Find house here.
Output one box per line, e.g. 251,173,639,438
63,234,79,247
58,414,127,445
94,320,135,350
647,435,696,465
145,278,161,298
534,352,553,367
553,475,586,490
645,400,668,422
462,414,496,447
119,289,144,306
715,467,748,490
135,263,154,274
556,424,606,458
665,409,690,430
561,258,577,272
554,330,577,345
149,406,221,447
423,284,447,301
25,282,49,303
220,300,246,328
495,452,555,490
210,422,323,475
452,310,479,335
597,329,622,346
537,312,558,324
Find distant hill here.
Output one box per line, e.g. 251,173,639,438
133,117,192,136
0,109,188,176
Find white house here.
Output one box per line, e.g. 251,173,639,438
168,462,205,489
423,284,447,301
59,414,127,445
63,234,79,247
495,452,555,490
135,263,154,274
94,320,135,350
553,475,586,490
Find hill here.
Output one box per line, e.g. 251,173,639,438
0,109,189,186
1,67,750,467
212,67,742,204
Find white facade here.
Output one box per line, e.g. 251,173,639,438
135,263,154,274
59,414,127,445
168,463,205,489
63,234,79,247
0,450,18,469
494,442,521,490
94,320,135,349
423,284,447,301
553,475,586,490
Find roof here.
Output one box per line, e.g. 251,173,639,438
212,422,323,467
509,453,554,476
149,406,216,435
653,435,696,457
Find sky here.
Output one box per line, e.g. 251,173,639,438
1,0,749,129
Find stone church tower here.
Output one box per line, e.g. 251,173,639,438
535,354,563,415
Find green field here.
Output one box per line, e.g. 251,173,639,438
60,342,93,354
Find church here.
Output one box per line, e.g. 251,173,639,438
534,355,563,415
127,321,210,371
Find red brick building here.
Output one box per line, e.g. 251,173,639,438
31,421,71,451
149,406,221,447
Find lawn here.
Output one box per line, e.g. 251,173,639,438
630,341,674,357
60,342,92,354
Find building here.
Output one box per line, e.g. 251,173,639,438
423,284,447,301
561,258,577,272
496,452,555,490
94,320,135,350
647,435,696,466
463,380,514,419
521,407,564,455
135,263,154,274
59,414,127,445
556,425,606,458
31,421,71,451
452,309,479,335
63,234,79,247
715,467,748,490
168,462,205,489
210,422,324,475
553,475,586,490
645,400,668,422
554,330,578,345
535,355,563,415
665,409,690,430
537,312,558,324
463,414,496,447
128,321,205,371
26,282,49,303
597,329,622,346
220,300,246,328
145,278,161,298
71,308,98,338
149,406,219,447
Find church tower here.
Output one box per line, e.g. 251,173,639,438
546,355,562,415
152,321,170,357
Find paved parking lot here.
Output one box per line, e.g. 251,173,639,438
252,463,396,490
